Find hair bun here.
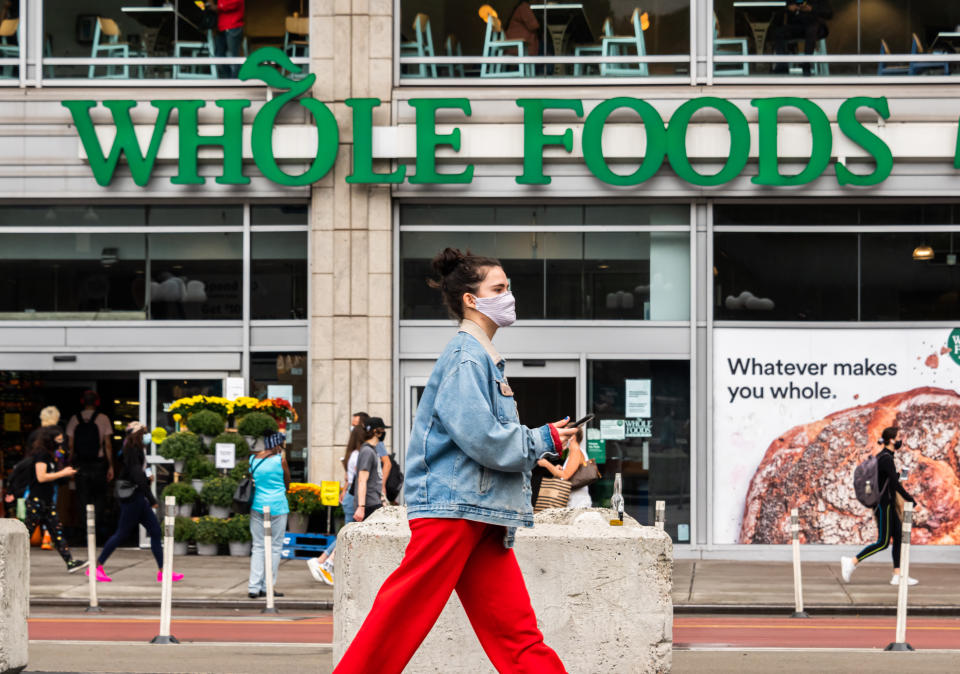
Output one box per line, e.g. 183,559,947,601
431,247,466,279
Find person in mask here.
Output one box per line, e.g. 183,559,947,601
841,426,918,586
335,248,576,674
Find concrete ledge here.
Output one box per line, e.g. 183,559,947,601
0,519,29,674
334,507,673,673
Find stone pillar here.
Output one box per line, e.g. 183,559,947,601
0,519,29,674
334,508,674,673
309,0,395,484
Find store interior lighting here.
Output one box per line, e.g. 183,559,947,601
912,244,934,261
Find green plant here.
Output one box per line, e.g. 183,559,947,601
162,482,198,505
158,431,202,461
193,516,227,545
200,476,238,508
237,412,279,438
288,488,323,516
185,410,226,437
214,432,249,460
173,516,195,542
226,514,252,542
184,455,217,481
229,459,249,482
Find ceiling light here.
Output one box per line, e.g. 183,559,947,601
598,264,610,270
912,245,934,261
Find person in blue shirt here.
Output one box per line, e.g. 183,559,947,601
335,248,576,674
247,442,290,598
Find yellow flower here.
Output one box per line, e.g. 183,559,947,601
173,413,182,422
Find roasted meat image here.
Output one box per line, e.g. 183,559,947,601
739,387,960,545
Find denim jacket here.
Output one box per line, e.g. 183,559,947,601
404,320,557,547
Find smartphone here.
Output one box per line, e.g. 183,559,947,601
570,414,595,428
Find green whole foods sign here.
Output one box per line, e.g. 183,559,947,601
64,48,914,189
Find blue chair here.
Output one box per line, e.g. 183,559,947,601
713,13,749,76
479,13,531,78
444,35,465,77
878,39,909,75
283,15,309,59
600,9,648,77
0,18,18,79
574,18,612,76
89,17,145,79
400,13,437,78
174,30,217,79
788,37,829,76
909,32,948,75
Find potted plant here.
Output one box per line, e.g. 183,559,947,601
226,513,252,557
162,482,198,518
286,484,323,533
228,459,249,483
170,395,232,421
173,516,195,556
184,455,217,492
213,431,250,462
185,410,226,448
200,475,238,518
193,516,226,556
157,431,202,474
237,412,279,452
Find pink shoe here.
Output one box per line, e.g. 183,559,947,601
157,571,184,583
86,565,112,583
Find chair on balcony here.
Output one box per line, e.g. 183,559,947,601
878,39,909,75
479,7,531,78
788,37,828,76
0,18,19,78
713,13,748,76
444,34,465,77
89,17,145,79
908,32,949,75
600,9,649,77
283,14,310,59
573,18,612,76
174,30,217,79
400,13,437,78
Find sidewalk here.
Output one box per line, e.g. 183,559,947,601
29,548,960,613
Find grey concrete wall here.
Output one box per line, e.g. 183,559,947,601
0,519,29,674
334,507,673,673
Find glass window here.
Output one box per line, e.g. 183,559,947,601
0,205,241,227
148,232,242,320
251,352,308,482
402,204,688,227
252,231,308,319
586,359,691,543
251,204,309,226
401,230,689,320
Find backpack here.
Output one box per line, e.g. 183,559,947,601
6,455,35,499
853,454,888,508
73,412,102,463
385,453,404,503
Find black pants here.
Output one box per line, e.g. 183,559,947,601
76,461,109,539
855,502,902,569
773,21,827,75
99,494,163,568
25,497,73,565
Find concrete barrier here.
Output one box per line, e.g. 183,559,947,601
334,507,673,673
0,519,29,674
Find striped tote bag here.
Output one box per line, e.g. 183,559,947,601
534,477,571,513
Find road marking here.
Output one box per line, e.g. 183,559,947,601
675,623,960,631
30,640,333,648
29,618,333,626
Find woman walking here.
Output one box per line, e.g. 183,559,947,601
23,426,87,573
248,441,290,598
335,248,576,673
95,423,183,583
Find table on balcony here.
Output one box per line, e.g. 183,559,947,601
530,3,594,75
122,3,202,55
732,1,786,58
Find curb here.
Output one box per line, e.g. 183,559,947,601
674,603,960,616
30,597,333,611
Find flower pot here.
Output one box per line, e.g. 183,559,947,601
200,434,215,448
208,505,231,519
177,503,193,518
191,479,204,493
196,542,219,556
173,541,189,556
174,459,185,474
287,511,308,533
228,541,251,557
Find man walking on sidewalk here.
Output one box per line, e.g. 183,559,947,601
67,390,113,542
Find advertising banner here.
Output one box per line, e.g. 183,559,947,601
713,328,960,546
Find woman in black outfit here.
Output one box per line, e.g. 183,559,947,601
841,426,918,585
94,423,183,584
24,426,87,573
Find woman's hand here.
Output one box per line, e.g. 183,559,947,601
354,505,365,522
58,466,78,479
550,418,579,446
536,457,553,469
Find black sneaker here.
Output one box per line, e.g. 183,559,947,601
66,560,89,574
258,590,284,597
248,592,258,599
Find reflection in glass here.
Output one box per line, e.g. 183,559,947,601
148,233,242,320
252,231,308,319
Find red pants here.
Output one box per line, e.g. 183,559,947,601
334,518,566,674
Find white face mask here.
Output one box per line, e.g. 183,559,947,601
471,291,517,328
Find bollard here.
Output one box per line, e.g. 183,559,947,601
789,508,809,618
85,504,102,613
654,501,665,530
151,496,179,644
262,505,278,614
885,502,915,652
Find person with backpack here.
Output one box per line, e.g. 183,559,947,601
842,426,918,585
369,417,404,504
66,390,114,540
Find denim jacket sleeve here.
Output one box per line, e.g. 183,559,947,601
434,359,554,473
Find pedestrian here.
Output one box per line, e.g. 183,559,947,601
307,424,366,585
334,248,575,673
93,423,183,584
772,0,833,75
207,0,245,78
247,442,290,599
23,426,88,573
66,390,114,541
352,422,385,524
536,427,592,508
368,417,392,503
841,426,919,586
27,406,63,550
